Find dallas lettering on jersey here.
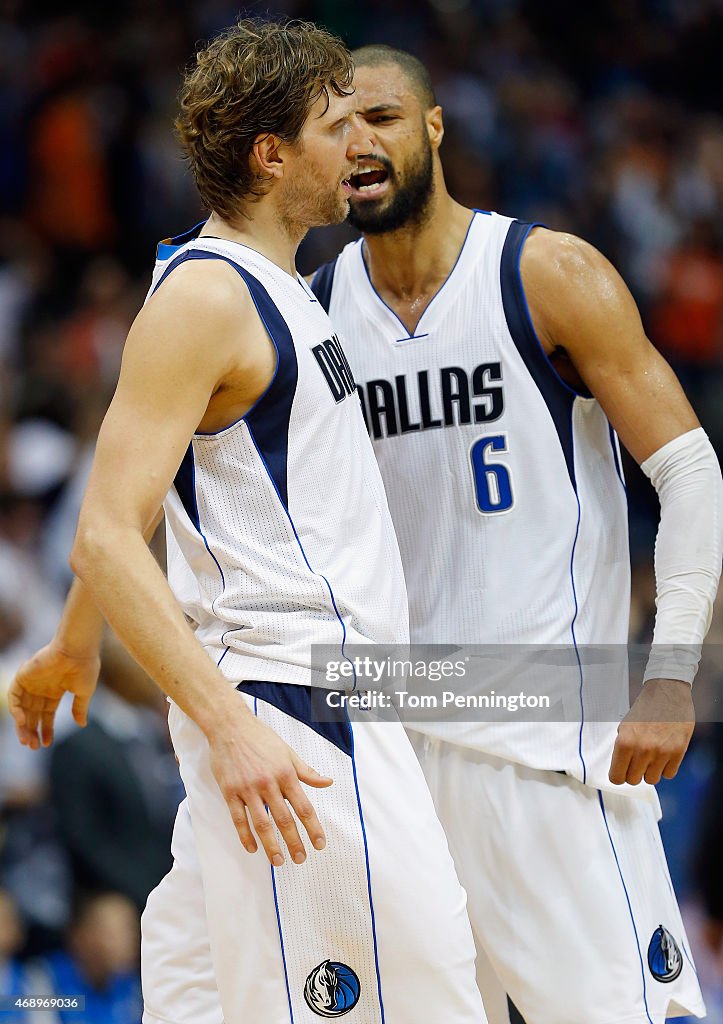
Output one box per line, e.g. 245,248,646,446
312,335,357,403
358,362,504,440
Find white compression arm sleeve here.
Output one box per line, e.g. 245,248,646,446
641,427,723,684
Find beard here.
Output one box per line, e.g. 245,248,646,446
347,137,434,235
277,152,350,236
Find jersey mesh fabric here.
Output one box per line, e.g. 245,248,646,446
147,234,409,685
327,212,651,800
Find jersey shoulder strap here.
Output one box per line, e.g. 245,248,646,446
309,256,339,313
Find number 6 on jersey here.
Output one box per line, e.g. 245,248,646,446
470,434,514,514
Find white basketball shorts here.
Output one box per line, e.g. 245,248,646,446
409,734,705,1024
141,684,487,1024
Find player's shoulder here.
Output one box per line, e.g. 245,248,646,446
145,255,254,325
520,225,637,348
134,256,259,362
521,226,612,289
125,255,260,376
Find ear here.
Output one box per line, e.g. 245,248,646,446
251,133,285,180
426,106,444,152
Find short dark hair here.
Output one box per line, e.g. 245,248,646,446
176,19,354,221
352,45,436,109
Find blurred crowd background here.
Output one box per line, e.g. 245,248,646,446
0,0,722,1021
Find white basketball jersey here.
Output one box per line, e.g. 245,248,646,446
315,211,646,797
147,225,409,686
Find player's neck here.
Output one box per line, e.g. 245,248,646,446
201,210,301,277
362,193,473,304
361,193,473,334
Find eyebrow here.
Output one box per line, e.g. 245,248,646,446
315,86,358,123
360,103,404,114
326,109,357,129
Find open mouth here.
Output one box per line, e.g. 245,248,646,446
348,162,390,197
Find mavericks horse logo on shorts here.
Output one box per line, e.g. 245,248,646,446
647,924,683,983
304,960,361,1017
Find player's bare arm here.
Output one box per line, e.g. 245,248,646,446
521,230,698,459
522,228,723,786
8,508,164,750
64,259,332,866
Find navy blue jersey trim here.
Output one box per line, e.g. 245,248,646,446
609,424,626,489
500,220,578,489
310,257,339,313
270,854,294,1023
171,443,227,614
151,247,298,508
151,246,208,294
250,691,296,1024
173,445,200,530
570,476,586,783
236,681,353,757
598,790,654,1024
507,998,527,1024
501,221,588,774
156,221,206,261
350,722,386,1021
237,271,297,509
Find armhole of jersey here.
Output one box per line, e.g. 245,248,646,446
156,248,299,511
310,256,339,313
500,220,578,489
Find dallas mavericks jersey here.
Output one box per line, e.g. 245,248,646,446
147,225,409,686
313,211,646,796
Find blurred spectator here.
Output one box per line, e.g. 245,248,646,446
0,525,72,951
650,216,723,447
49,687,177,911
0,889,27,1011
0,890,52,1021
26,22,114,254
696,724,723,964
0,513,65,812
35,892,142,1024
652,218,723,370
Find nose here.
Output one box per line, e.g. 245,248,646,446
347,112,376,157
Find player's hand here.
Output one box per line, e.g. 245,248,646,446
8,643,100,750
206,710,333,867
609,678,694,786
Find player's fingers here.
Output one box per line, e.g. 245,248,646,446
266,792,307,864
11,714,32,747
11,712,37,748
40,707,57,747
284,779,327,851
643,753,670,785
7,691,29,742
226,796,258,854
22,705,42,750
661,749,686,781
292,753,333,789
624,748,650,786
72,693,91,728
246,795,285,867
608,734,633,785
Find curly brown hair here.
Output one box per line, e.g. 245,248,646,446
175,19,354,222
